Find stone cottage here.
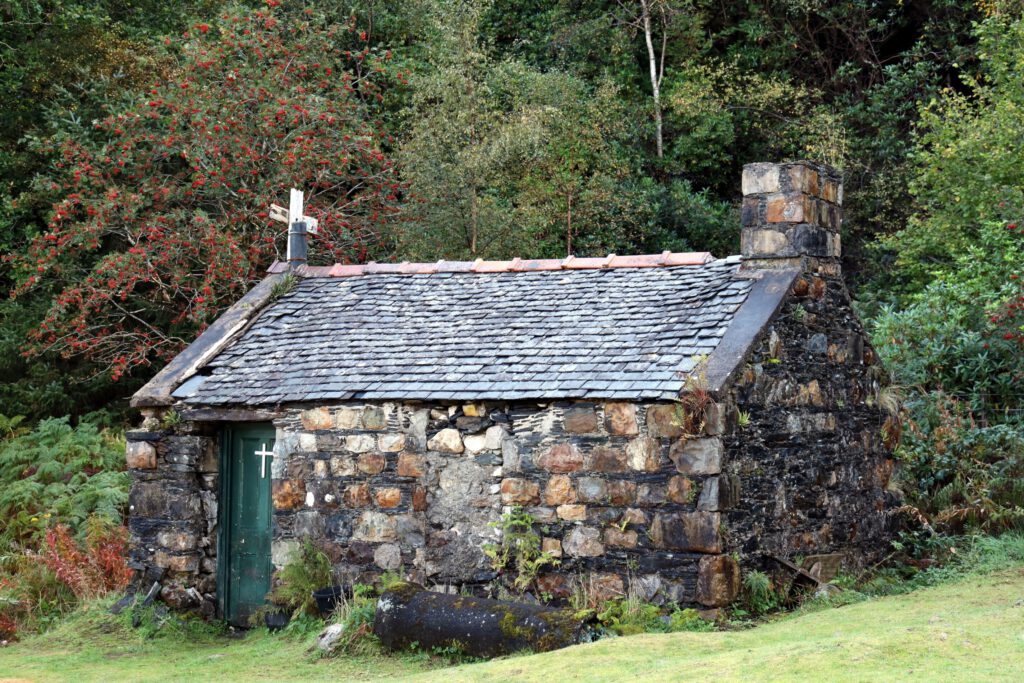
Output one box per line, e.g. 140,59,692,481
126,161,895,624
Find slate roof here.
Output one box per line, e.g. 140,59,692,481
174,254,757,406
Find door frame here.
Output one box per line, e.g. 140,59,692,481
217,423,275,624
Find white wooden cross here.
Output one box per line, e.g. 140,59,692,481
270,188,319,260
255,442,275,479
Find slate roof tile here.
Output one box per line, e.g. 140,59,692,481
185,259,753,405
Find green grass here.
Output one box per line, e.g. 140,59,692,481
3,536,1024,682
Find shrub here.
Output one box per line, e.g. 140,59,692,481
0,416,127,551
483,508,559,597
896,395,1024,533
40,518,132,600
265,539,333,617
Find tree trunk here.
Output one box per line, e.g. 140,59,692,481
566,191,573,256
469,188,478,255
373,582,595,658
641,0,664,159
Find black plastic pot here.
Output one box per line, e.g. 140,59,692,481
264,609,290,632
312,585,345,616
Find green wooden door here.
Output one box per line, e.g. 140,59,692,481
219,424,275,626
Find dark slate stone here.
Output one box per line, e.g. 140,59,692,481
185,260,755,405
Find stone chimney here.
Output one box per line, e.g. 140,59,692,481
740,161,842,271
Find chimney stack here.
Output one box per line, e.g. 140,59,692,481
740,161,842,271
287,220,308,271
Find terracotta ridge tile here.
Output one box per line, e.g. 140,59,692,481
268,251,720,276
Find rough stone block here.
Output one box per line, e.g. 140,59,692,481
563,405,599,434
157,530,198,552
344,483,371,508
301,407,333,430
696,554,741,607
542,537,562,558
536,443,584,473
427,428,464,454
298,433,317,452
703,402,725,436
742,163,781,195
346,434,376,454
529,506,557,524
576,477,608,504
603,528,638,549
126,441,157,469
604,403,639,435
463,433,488,454
581,447,622,474
669,437,722,475
500,478,539,505
412,486,428,511
622,508,647,525
589,573,625,601
483,425,505,450
374,543,402,570
607,480,637,505
313,459,329,478
556,504,586,521
352,511,397,543
740,196,761,227
362,405,388,430
272,479,306,510
335,407,362,429
295,510,325,537
646,404,684,438
502,438,521,472
357,452,386,475
626,436,661,472
562,526,604,557
544,475,577,505
697,477,719,511
330,455,356,477
375,488,402,508
378,433,405,452
636,483,667,506
667,475,693,504
154,550,200,573
786,164,819,196
742,228,788,256
397,453,426,478
651,511,721,553
462,403,486,417
766,193,810,223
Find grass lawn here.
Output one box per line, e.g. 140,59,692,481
2,564,1023,682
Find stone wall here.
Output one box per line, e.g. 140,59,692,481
269,399,737,607
125,422,219,615
722,265,897,573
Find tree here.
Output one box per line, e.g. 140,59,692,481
7,4,403,380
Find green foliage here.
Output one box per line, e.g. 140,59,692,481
741,570,781,616
265,539,333,617
891,14,1024,290
483,507,559,596
0,416,127,551
871,220,1023,409
895,395,1024,533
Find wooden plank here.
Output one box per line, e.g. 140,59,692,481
178,407,284,422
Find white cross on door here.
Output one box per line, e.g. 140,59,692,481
255,443,274,479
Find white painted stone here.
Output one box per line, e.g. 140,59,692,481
305,491,315,507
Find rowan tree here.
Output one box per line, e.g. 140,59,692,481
8,3,403,379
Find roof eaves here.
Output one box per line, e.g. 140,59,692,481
130,271,290,408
